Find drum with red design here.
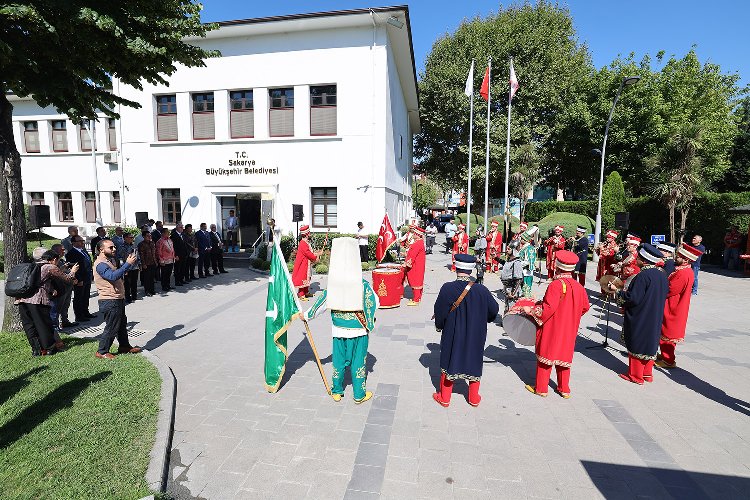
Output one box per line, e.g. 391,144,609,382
502,297,538,346
371,267,405,308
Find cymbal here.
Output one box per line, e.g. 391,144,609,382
599,274,623,293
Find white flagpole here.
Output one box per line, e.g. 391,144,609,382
466,59,475,236
483,57,492,235
504,58,513,244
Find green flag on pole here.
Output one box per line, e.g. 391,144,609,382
264,241,300,393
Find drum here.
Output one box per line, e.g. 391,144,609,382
371,268,404,308
502,298,538,346
598,274,623,295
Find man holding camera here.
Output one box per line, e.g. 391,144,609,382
93,239,141,359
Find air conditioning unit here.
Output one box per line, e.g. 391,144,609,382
103,152,118,164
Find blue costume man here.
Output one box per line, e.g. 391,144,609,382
432,254,499,407
610,243,669,384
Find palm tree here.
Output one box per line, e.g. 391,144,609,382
509,143,540,222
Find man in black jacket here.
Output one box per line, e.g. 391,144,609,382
209,224,228,274
65,235,96,322
171,223,189,285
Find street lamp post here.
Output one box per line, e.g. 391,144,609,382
593,76,639,262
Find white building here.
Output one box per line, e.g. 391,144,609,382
11,6,420,244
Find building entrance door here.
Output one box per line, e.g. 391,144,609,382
237,194,261,249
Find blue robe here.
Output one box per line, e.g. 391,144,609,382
574,236,588,273
619,266,669,360
663,258,675,276
433,278,499,380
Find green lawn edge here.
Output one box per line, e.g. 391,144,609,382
0,331,162,499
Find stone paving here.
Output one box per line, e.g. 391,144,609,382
68,248,750,499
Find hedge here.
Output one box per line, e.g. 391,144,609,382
526,191,750,263
537,212,595,239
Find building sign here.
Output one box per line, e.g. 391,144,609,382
651,234,665,246
205,152,278,176
588,233,595,245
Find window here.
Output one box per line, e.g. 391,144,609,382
192,92,215,140
269,88,294,137
51,120,68,152
310,85,337,136
156,95,178,141
30,192,45,206
24,122,40,153
80,122,92,152
161,189,181,224
107,118,117,151
84,192,97,223
230,90,254,138
57,192,73,222
311,187,337,228
112,191,121,223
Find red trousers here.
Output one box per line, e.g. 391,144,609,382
534,361,570,394
659,341,676,364
623,355,655,383
435,373,481,406
573,272,586,286
411,288,423,302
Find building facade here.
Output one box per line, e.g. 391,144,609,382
11,6,420,243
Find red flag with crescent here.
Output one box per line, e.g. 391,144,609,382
376,213,397,262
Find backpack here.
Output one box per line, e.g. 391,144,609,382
5,263,42,298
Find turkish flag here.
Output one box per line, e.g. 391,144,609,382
479,67,490,102
376,213,397,262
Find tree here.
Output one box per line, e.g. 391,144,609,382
717,96,750,191
0,2,216,330
509,143,540,221
600,171,626,231
647,124,703,242
413,178,440,213
415,1,593,203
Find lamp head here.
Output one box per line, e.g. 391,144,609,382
623,76,640,86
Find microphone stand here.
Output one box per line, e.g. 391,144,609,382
587,290,622,352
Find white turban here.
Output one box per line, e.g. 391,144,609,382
326,237,363,311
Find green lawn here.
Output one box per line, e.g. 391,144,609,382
0,332,161,499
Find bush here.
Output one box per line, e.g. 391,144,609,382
279,234,295,261
487,215,522,233
601,171,626,231
537,212,595,238
525,200,598,222
256,242,268,260
287,261,295,273
455,213,484,227
314,264,329,274
259,260,271,271
106,225,141,238
361,262,371,271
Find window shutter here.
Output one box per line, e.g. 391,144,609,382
270,108,294,137
108,127,117,150
25,131,40,152
157,115,178,141
52,131,68,151
85,200,96,223
230,110,254,138
310,107,337,135
193,113,215,139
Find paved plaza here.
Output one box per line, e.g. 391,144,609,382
70,250,750,499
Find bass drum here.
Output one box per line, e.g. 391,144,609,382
502,298,537,346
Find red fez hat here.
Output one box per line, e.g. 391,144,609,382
555,250,578,271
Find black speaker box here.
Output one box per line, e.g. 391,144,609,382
135,211,149,228
29,205,51,228
615,211,630,228
292,204,304,222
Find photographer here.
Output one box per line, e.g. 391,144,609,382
119,232,140,302
50,243,77,329
17,250,79,356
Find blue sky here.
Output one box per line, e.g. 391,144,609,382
200,1,749,89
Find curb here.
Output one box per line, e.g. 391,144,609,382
248,267,270,276
142,350,177,495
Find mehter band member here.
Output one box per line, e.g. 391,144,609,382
304,238,378,403
451,224,469,272
657,242,677,276
523,250,590,398
485,221,503,273
657,243,703,369
595,230,619,281
432,254,499,407
292,225,322,301
545,225,566,279
403,225,426,306
613,235,641,280
518,228,537,297
609,243,668,385
573,226,589,286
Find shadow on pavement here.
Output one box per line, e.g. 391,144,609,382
0,372,111,449
143,324,196,351
483,339,538,387
0,365,47,407
658,367,750,417
581,460,749,499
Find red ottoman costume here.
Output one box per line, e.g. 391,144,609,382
524,250,590,397
403,225,426,305
595,230,619,281
451,225,469,271
292,225,319,300
658,244,703,368
545,226,566,279
485,221,503,273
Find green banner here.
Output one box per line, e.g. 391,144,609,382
264,244,300,393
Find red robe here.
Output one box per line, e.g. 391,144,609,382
661,265,694,344
403,238,426,299
531,275,590,367
451,232,469,271
291,238,317,290
619,247,640,280
545,235,566,277
595,241,619,280
485,230,503,272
